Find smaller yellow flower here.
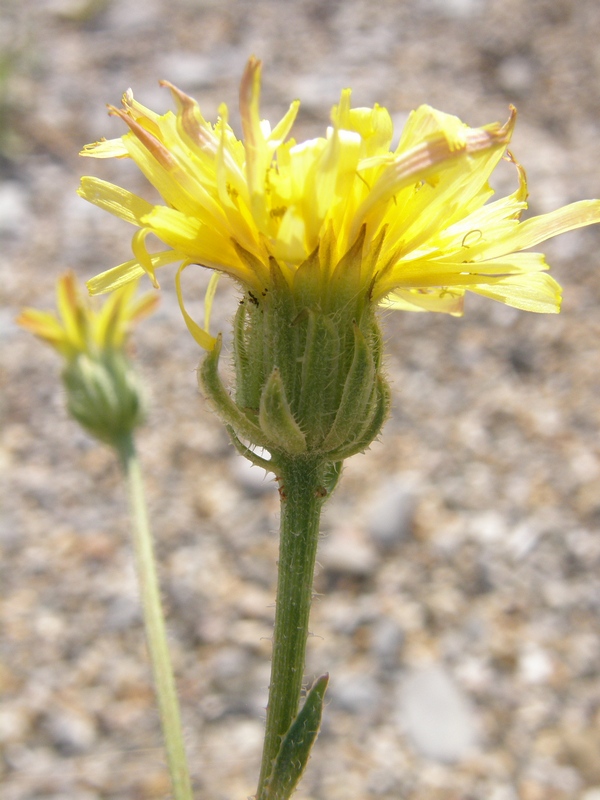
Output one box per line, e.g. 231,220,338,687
18,273,158,445
17,272,158,361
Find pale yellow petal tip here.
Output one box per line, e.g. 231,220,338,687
16,308,59,340
246,55,262,79
217,102,229,122
240,56,263,144
86,277,105,296
80,138,129,159
87,265,143,296
241,56,262,102
76,176,95,200
470,273,563,314
501,105,517,140
130,292,161,323
554,286,563,314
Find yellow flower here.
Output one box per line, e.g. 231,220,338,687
18,272,158,361
80,57,600,350
18,273,158,444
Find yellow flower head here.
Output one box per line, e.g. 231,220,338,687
18,273,158,445
80,57,600,350
18,272,158,361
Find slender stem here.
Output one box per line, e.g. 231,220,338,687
116,433,194,800
257,455,327,796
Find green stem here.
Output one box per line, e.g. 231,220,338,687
116,433,194,800
257,455,327,797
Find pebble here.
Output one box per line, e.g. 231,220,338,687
488,788,520,800
0,707,30,745
319,528,378,577
581,790,600,800
428,0,487,16
230,454,277,496
39,794,98,800
0,182,29,237
370,617,405,672
496,56,535,95
395,665,480,763
157,53,219,89
518,645,554,685
365,476,417,552
104,594,142,632
330,670,382,718
210,645,253,693
43,705,97,755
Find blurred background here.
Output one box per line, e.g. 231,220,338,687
2,1,600,798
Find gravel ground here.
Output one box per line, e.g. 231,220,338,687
2,1,600,799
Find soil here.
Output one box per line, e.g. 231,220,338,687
2,1,600,799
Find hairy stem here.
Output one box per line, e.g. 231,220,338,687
116,433,194,800
257,455,327,796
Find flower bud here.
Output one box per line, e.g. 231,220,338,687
200,256,390,468
62,350,147,446
18,272,157,448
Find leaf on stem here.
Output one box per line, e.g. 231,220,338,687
260,674,329,800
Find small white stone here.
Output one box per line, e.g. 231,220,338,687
45,706,97,754
0,183,29,236
396,664,480,762
331,671,382,717
157,53,218,88
581,789,600,800
0,707,30,744
427,0,486,17
319,528,378,577
497,56,534,94
230,455,276,495
488,787,519,800
366,477,417,551
519,646,553,685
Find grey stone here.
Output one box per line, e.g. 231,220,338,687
211,645,251,692
581,790,600,800
319,529,378,577
366,478,417,552
426,0,487,17
331,671,382,718
230,454,276,496
396,665,480,762
104,594,142,631
44,706,97,755
497,56,534,95
370,617,405,672
0,183,29,236
488,788,519,800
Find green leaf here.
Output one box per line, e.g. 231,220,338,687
261,674,329,800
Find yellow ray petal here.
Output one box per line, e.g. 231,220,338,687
484,199,600,258
78,177,155,225
384,287,465,315
80,137,129,158
87,251,181,295
470,272,562,313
